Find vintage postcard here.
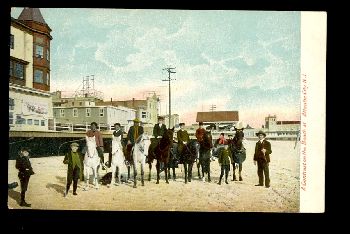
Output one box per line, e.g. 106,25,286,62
8,8,326,212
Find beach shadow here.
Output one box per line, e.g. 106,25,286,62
8,189,21,205
55,176,67,185
46,183,65,195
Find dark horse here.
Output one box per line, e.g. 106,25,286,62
148,128,174,184
181,139,200,183
229,127,246,181
198,131,213,182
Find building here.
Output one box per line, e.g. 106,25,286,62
256,114,301,140
196,111,239,130
96,93,159,127
163,114,179,129
9,8,54,131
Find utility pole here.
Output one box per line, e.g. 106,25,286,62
162,67,176,128
209,104,216,112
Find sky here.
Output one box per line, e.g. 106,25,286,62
11,8,301,128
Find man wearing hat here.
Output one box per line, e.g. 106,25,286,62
195,122,206,143
63,142,84,197
15,147,35,207
177,123,190,160
217,141,231,185
253,130,272,188
153,116,167,139
126,118,144,173
86,122,105,169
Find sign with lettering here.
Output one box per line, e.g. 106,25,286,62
22,101,48,115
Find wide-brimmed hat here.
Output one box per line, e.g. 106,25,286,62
133,118,141,123
255,130,266,137
157,116,164,120
235,121,244,130
179,123,185,126
198,122,204,126
70,142,79,147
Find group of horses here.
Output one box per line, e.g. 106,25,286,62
82,127,246,189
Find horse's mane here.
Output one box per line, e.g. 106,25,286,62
159,128,174,150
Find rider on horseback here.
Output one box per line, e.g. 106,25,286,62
151,116,167,170
177,123,190,163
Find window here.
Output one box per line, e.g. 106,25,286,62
9,98,14,110
46,72,50,85
27,119,33,125
79,102,82,106
99,108,104,117
60,109,65,117
34,69,44,83
41,120,45,126
15,63,24,79
34,119,39,125
142,111,146,118
86,108,91,117
10,34,14,49
35,36,44,44
35,45,44,58
9,112,13,124
47,48,49,61
9,61,13,76
16,115,25,124
73,108,78,117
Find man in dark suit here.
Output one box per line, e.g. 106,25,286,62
153,116,167,139
177,123,190,160
63,142,83,197
253,130,272,188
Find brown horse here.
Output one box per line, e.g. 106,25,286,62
229,127,246,181
147,127,174,184
198,131,213,182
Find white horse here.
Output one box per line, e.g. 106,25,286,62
83,136,100,190
132,133,151,188
108,135,125,187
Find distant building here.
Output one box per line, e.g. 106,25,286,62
53,105,136,132
9,8,54,131
163,114,179,129
196,111,239,130
96,93,159,127
259,114,300,139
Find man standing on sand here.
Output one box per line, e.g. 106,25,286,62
63,142,83,197
253,130,272,188
86,122,105,170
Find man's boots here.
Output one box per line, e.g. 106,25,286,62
225,174,229,184
20,191,31,207
73,182,78,195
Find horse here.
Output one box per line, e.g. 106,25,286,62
108,135,126,187
180,139,200,183
198,131,213,182
167,142,180,181
83,136,101,190
132,133,151,188
148,128,174,184
229,127,246,181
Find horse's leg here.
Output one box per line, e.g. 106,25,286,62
133,161,137,188
156,161,160,184
109,164,115,187
184,161,188,184
197,161,201,179
201,160,205,182
84,167,89,190
148,162,152,181
239,163,243,181
172,165,176,181
168,165,171,179
207,160,211,182
141,162,145,186
188,162,193,182
94,167,99,189
164,162,169,184
127,165,131,181
232,163,236,181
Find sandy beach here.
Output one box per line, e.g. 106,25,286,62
8,140,300,212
